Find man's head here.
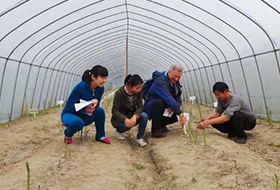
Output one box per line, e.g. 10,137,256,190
212,82,230,101
167,64,183,84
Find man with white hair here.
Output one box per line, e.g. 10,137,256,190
144,64,186,138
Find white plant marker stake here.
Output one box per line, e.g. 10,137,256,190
189,96,196,104
56,100,64,109
181,112,190,135
29,108,38,118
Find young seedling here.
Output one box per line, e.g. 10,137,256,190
43,100,46,115
191,177,197,183
170,173,177,181
80,129,84,141
26,162,30,190
133,163,145,170
275,174,279,190
64,143,70,159
80,126,89,141
196,99,203,121
23,97,29,117
48,101,51,109
202,129,206,147
194,128,198,142
268,108,273,128
42,124,47,131
84,126,90,137
188,109,195,142
58,160,61,169
7,113,11,127
196,99,206,147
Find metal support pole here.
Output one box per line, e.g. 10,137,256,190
125,35,128,76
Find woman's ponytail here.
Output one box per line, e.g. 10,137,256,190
82,69,91,83
82,65,108,84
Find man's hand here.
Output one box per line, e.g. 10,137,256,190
124,118,134,128
197,120,208,129
179,114,186,125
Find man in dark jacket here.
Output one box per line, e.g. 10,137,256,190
144,64,186,138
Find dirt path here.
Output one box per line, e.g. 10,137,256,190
0,103,280,190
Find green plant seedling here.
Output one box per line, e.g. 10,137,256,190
191,177,197,182
170,173,177,182
203,129,206,147
188,109,195,142
64,143,70,159
275,174,279,190
268,108,273,128
133,163,145,170
196,98,206,147
26,162,30,190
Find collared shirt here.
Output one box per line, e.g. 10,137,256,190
166,72,179,98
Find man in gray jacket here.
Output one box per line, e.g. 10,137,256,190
197,82,256,144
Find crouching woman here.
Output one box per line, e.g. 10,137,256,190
61,65,111,144
111,74,148,147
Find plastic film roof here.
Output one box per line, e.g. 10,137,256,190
1,0,280,122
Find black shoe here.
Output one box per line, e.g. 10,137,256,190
227,133,237,139
161,126,169,133
235,137,247,144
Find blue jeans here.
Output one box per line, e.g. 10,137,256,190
115,112,148,139
61,106,106,140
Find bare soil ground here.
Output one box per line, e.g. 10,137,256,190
0,102,280,190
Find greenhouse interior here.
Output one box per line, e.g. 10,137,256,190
1,1,280,190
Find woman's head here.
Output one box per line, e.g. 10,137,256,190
124,74,143,94
82,65,108,88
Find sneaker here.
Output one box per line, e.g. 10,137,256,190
116,131,125,140
137,138,147,147
64,137,73,144
235,137,247,144
97,137,111,144
227,133,237,139
152,131,166,138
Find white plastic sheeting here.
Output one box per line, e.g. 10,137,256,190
1,0,280,123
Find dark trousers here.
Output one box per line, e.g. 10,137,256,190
151,99,178,132
212,111,256,138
